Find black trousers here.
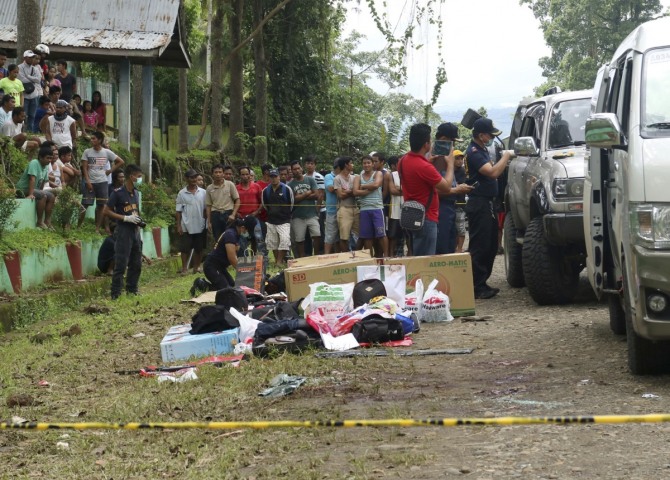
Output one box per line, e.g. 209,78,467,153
464,196,498,293
111,223,143,297
211,210,233,242
203,257,235,291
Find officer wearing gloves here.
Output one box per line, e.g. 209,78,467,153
103,164,145,300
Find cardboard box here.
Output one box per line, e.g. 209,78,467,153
285,258,378,301
160,324,240,362
287,249,372,269
385,253,475,316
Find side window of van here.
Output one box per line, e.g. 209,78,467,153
520,105,545,147
519,107,537,141
616,59,633,132
606,61,623,114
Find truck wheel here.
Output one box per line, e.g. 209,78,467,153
623,267,670,374
522,216,579,305
503,214,525,288
608,293,626,335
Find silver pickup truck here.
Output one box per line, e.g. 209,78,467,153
504,89,592,305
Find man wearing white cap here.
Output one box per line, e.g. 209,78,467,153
17,50,42,133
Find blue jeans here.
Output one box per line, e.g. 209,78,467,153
237,217,267,257
411,219,438,257
24,97,38,133
436,202,457,255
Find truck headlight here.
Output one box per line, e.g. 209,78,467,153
553,178,584,200
631,203,670,249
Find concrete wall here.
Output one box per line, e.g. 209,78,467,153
0,226,169,295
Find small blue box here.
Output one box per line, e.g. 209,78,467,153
160,324,240,362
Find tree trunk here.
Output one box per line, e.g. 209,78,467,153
252,0,268,166
178,68,189,153
178,2,189,153
225,0,245,157
209,0,225,151
17,0,41,61
131,64,143,143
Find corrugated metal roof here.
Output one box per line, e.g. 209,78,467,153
0,0,189,67
0,0,178,35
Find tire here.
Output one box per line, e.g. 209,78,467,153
623,266,670,375
521,216,579,305
608,293,626,335
503,214,525,288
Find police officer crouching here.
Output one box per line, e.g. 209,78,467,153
203,215,258,290
103,164,145,300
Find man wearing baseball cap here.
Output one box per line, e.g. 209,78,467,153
433,122,473,255
465,117,514,299
261,169,294,266
17,50,42,133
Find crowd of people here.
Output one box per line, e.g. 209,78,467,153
176,118,511,300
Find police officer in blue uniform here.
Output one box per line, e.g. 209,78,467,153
103,164,144,300
465,118,513,299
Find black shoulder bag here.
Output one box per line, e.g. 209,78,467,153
398,157,434,231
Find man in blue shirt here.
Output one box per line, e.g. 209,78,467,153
465,118,514,299
323,161,341,253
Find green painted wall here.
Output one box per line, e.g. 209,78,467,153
6,200,38,231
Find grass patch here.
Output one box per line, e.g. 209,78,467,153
0,263,436,478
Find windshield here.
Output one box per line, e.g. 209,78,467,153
548,98,590,149
643,48,670,137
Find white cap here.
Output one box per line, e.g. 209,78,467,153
23,50,36,58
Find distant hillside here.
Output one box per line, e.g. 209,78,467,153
438,106,517,138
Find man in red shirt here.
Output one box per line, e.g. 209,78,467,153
398,123,455,256
236,165,264,256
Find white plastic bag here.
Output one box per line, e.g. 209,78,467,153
356,265,406,307
229,307,261,343
421,279,453,323
404,278,424,321
309,282,354,326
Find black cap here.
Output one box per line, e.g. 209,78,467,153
269,169,279,176
185,168,198,178
472,118,502,136
242,215,257,232
436,122,463,141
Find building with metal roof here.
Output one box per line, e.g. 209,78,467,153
0,0,192,180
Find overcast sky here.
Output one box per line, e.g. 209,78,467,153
344,0,670,113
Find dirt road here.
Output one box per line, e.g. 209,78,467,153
275,255,670,479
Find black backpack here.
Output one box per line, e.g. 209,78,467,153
352,279,387,308
351,315,405,344
190,305,240,335
215,287,249,311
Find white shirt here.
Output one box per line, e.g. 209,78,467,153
48,115,76,147
390,171,404,220
0,120,22,138
176,186,207,234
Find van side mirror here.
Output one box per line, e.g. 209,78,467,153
514,137,540,157
585,113,626,149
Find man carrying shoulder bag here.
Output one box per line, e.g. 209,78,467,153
398,123,457,257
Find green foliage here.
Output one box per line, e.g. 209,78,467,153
521,0,663,91
0,228,66,256
138,179,175,228
0,177,18,238
0,136,29,183
51,187,82,233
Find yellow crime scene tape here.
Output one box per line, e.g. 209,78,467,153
4,414,670,431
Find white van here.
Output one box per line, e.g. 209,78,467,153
584,16,670,374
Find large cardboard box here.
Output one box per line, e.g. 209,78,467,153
385,253,475,316
160,324,240,362
287,249,371,269
285,258,378,301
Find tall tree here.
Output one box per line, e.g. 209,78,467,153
131,65,143,142
225,0,245,157
178,2,189,153
252,0,268,165
208,0,225,151
17,0,41,59
521,0,663,91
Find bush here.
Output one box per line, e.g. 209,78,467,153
0,177,18,238
51,186,83,232
138,179,175,227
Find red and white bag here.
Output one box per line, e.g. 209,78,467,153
421,279,453,323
